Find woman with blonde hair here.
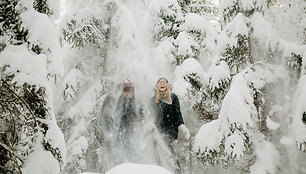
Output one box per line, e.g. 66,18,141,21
151,77,190,173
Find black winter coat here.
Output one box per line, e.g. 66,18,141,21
151,93,184,139
100,94,138,142
117,95,137,135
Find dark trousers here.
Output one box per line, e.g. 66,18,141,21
165,135,181,174
153,134,181,174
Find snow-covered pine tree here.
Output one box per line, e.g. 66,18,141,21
0,70,40,174
148,0,183,67
33,0,51,15
188,0,266,121
0,0,66,173
194,62,284,165
174,0,221,120
0,0,27,45
154,0,217,66
151,0,182,43
174,12,213,64
194,0,306,173
185,60,230,120
274,0,306,159
56,0,111,173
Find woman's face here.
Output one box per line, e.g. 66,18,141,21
157,79,168,92
123,84,134,99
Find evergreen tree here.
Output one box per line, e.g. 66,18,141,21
0,70,65,173
276,0,306,158
0,0,66,173
148,0,183,68
56,0,111,173
151,0,182,43
194,0,306,173
194,63,285,171
0,0,27,45
175,0,221,120
33,0,51,15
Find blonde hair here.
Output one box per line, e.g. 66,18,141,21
155,83,172,104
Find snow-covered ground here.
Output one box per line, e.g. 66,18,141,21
81,163,173,174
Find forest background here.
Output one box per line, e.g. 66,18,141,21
0,0,306,174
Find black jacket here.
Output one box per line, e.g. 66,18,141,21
117,95,137,136
151,93,184,139
100,94,138,142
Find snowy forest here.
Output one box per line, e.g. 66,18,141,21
0,0,306,174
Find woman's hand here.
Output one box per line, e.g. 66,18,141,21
178,124,190,140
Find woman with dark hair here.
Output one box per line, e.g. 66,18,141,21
117,81,138,144
151,77,190,173
100,80,138,142
98,80,142,167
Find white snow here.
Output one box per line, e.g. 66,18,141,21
148,0,180,17
44,119,67,165
219,0,259,12
224,131,245,159
219,73,254,127
173,58,206,97
62,68,85,101
0,44,47,86
240,0,255,11
81,163,173,174
16,0,34,10
251,12,305,57
64,81,101,161
106,163,173,174
67,135,88,160
47,0,61,20
60,0,106,22
183,13,210,35
22,142,60,174
208,60,230,91
292,75,306,150
194,63,286,162
1,1,67,172
224,13,249,47
67,81,102,118
218,0,237,13
250,141,280,174
193,120,223,153
0,44,67,171
174,32,198,57
266,116,281,131
280,136,295,146
20,6,64,76
112,4,137,45
2,0,306,173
